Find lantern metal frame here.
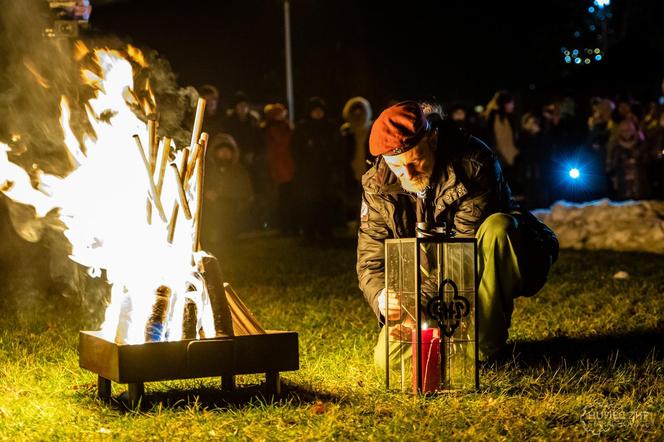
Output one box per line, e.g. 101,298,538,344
384,236,479,394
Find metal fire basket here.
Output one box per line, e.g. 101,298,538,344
79,330,299,404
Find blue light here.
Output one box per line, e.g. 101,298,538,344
564,56,572,63
594,0,610,9
588,6,595,13
572,49,579,56
574,31,581,38
569,168,580,179
574,57,582,64
595,54,602,61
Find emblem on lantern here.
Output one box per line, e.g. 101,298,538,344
385,236,478,393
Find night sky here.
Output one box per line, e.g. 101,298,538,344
75,0,664,117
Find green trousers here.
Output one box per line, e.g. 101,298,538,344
374,212,549,368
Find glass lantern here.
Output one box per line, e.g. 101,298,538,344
384,237,478,393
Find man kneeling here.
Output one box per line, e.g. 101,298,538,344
356,101,558,366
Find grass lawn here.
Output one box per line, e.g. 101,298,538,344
0,234,663,440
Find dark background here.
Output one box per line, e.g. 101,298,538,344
88,0,664,117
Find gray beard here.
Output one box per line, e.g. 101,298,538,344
400,175,430,193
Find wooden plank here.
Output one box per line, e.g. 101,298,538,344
225,283,265,336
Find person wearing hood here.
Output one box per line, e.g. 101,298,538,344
291,97,343,240
341,96,374,225
202,133,254,255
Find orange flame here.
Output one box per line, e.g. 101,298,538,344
74,40,90,61
1,46,215,344
126,44,148,69
23,57,50,89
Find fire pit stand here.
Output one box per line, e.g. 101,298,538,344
79,330,299,405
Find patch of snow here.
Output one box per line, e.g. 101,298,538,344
533,199,664,254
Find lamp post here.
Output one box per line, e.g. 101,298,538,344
284,0,294,125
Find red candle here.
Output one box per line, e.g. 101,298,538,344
412,327,441,393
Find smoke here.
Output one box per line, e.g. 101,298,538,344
0,0,199,316
0,0,77,174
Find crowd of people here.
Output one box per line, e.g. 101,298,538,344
198,88,373,253
196,85,664,251
473,90,664,208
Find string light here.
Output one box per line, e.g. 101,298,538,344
559,1,611,66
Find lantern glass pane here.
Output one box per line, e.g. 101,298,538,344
441,241,476,391
385,239,417,392
385,238,477,393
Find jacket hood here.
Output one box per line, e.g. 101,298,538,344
342,96,372,125
209,133,241,164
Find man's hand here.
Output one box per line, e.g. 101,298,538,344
377,288,402,321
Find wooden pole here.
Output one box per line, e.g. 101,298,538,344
192,134,208,253
156,136,171,197
190,98,206,150
284,0,295,125
146,114,158,224
170,163,192,220
166,98,205,243
133,134,167,223
166,148,190,244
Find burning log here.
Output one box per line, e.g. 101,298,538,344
146,114,158,224
144,285,172,342
132,134,167,223
114,293,133,344
148,114,158,165
192,134,208,253
185,142,201,185
200,256,234,337
182,298,198,340
166,147,190,244
170,163,192,220
156,136,171,198
190,98,206,150
164,98,206,242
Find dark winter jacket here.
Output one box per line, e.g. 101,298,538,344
291,117,342,200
